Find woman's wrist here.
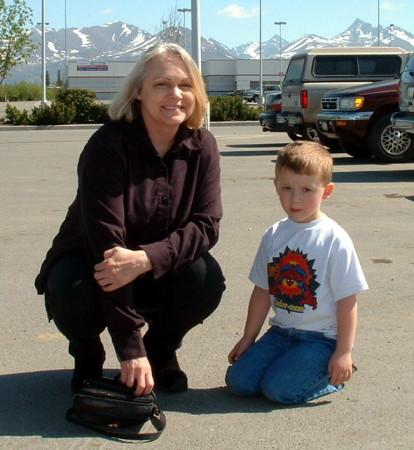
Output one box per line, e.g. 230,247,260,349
138,250,153,273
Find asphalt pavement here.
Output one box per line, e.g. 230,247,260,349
0,123,413,449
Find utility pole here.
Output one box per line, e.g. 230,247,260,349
40,0,47,106
274,21,286,85
191,0,201,69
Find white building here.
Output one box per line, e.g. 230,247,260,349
65,58,289,99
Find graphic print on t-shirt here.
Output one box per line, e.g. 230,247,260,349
268,246,320,313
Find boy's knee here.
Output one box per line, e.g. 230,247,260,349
261,379,304,404
225,366,260,397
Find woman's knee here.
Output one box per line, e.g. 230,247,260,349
168,253,225,320
183,253,226,300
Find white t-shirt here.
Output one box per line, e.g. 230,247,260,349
249,216,368,339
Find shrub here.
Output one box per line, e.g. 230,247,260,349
88,102,110,123
28,102,76,125
56,88,97,123
5,104,29,125
3,81,42,101
208,96,262,121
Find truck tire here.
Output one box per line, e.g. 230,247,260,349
368,112,414,163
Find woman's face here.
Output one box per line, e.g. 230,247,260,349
137,53,196,132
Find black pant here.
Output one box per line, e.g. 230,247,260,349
45,252,225,368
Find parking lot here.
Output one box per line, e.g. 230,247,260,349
0,124,413,449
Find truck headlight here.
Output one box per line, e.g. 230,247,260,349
339,97,364,110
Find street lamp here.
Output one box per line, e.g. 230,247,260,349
177,7,191,50
274,21,286,85
39,0,47,106
259,0,262,104
377,0,380,46
64,0,67,66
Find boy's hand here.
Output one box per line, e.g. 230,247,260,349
328,350,355,386
228,337,254,364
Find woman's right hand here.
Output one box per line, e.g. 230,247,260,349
120,357,154,396
94,247,153,292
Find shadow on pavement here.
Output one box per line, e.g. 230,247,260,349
333,168,414,183
0,370,330,438
158,386,331,415
0,370,80,438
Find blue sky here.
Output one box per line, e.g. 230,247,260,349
22,0,414,48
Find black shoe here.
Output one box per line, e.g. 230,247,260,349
150,352,188,393
154,368,188,393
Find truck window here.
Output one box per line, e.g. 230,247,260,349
313,57,357,76
358,56,401,76
284,57,305,84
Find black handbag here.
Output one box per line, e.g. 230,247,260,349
66,377,166,441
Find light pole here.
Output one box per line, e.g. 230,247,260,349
40,0,47,106
274,21,286,85
259,0,262,104
64,0,67,66
191,0,201,69
377,0,380,46
177,7,191,50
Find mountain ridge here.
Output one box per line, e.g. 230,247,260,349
8,18,414,84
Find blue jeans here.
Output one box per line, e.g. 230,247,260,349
225,326,344,404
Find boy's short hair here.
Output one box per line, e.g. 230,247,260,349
275,141,333,185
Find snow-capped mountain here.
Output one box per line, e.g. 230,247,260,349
8,19,414,84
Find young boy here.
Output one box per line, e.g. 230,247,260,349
226,141,368,404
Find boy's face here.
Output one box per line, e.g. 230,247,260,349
274,168,334,223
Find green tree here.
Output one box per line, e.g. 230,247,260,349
46,69,50,87
56,69,62,87
0,0,37,85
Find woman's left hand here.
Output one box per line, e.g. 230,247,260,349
94,247,152,292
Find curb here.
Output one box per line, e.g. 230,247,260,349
0,121,259,132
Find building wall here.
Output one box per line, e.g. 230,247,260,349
65,58,289,99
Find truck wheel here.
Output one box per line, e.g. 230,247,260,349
301,125,320,142
368,112,414,163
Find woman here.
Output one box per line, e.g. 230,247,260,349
35,43,225,396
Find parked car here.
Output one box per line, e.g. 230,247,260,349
227,89,247,97
275,46,412,143
260,92,282,130
392,54,414,134
244,85,281,103
259,92,296,135
316,79,414,163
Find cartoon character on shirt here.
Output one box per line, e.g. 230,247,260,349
268,247,320,313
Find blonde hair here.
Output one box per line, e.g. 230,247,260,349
275,141,333,185
108,43,207,129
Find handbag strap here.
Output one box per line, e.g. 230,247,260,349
66,405,166,441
